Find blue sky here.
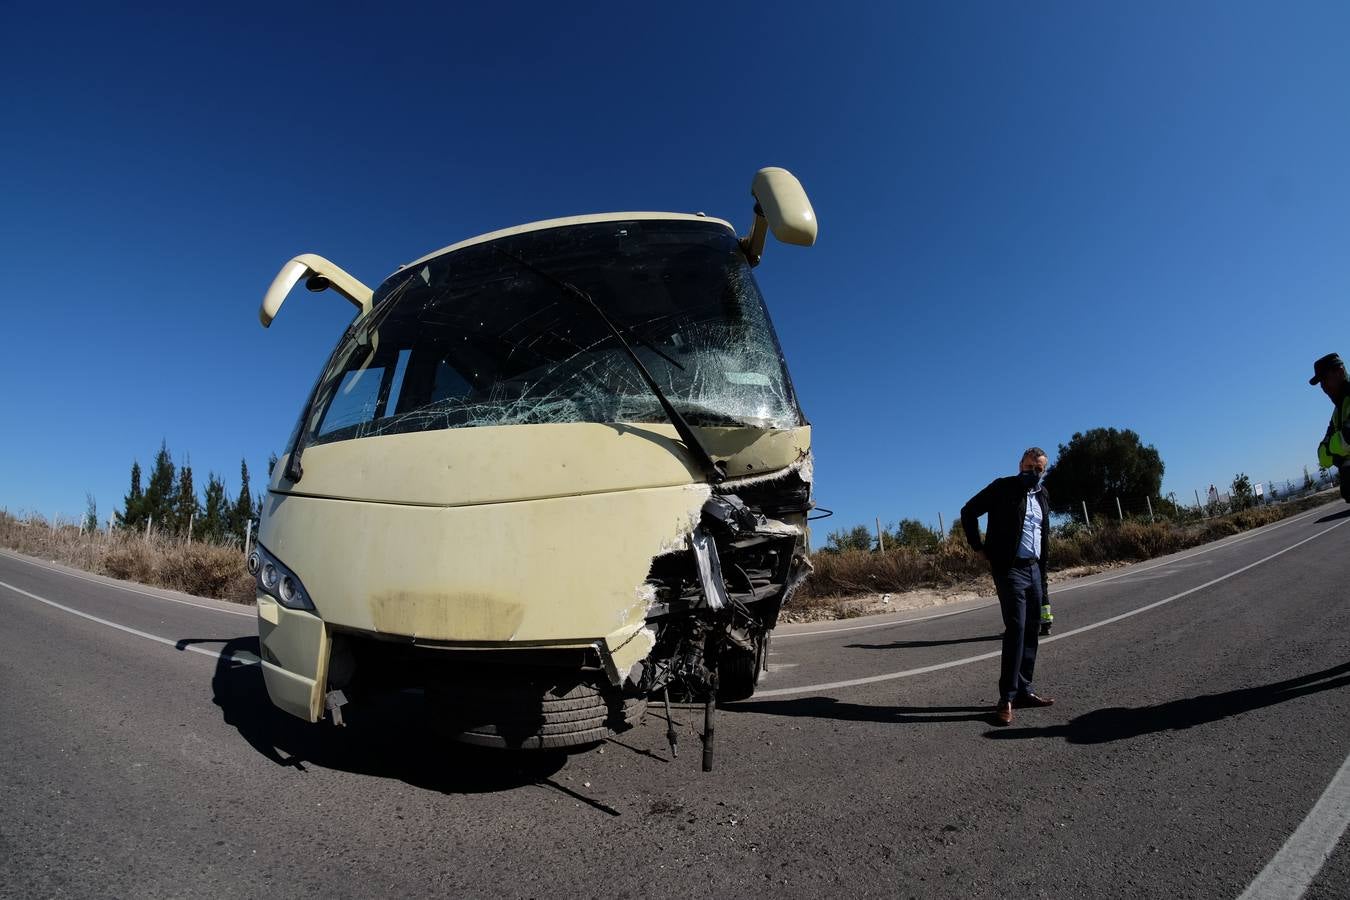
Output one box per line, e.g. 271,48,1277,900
2,3,1347,534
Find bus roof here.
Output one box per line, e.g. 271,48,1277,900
393,212,737,276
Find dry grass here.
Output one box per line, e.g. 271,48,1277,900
0,512,254,604
796,492,1341,619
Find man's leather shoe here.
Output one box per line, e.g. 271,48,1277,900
1013,692,1054,709
993,702,1013,726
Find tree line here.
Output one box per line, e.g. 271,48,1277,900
114,440,274,544
822,426,1338,553
826,427,1164,552
825,519,958,554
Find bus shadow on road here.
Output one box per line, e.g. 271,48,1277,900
1316,508,1350,523
984,661,1350,745
177,636,571,796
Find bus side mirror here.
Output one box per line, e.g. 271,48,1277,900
741,167,818,266
260,254,373,328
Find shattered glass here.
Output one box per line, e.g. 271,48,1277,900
305,220,803,446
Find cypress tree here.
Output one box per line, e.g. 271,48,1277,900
174,457,199,536
119,460,145,529
84,493,99,534
229,458,254,542
143,440,177,532
201,473,228,543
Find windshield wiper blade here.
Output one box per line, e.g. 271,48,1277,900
493,246,726,484
507,265,686,373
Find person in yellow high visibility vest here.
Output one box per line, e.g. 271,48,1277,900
1311,353,1350,503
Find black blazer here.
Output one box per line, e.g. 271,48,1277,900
960,475,1050,590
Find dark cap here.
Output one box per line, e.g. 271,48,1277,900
1310,353,1346,385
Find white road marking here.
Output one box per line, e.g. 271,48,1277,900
751,517,1348,699
1108,571,1181,583
1237,748,1350,900
776,503,1335,640
0,549,255,618
778,604,994,638
0,578,259,667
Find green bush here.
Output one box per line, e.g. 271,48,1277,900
824,524,873,552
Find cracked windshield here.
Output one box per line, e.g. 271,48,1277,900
307,219,802,445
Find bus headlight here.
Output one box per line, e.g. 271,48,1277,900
251,544,314,611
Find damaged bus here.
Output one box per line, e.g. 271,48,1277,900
252,167,817,758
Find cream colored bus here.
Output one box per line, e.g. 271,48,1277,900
252,168,817,754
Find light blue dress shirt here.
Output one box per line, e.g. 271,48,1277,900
1017,489,1043,559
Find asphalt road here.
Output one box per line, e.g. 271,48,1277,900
3,502,1350,899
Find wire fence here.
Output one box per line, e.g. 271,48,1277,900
1,506,256,556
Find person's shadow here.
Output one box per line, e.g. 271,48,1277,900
727,696,993,724
846,634,1001,651
177,636,618,811
985,661,1350,744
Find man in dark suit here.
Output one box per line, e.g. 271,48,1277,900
961,447,1055,726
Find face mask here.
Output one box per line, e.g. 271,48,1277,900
1020,470,1043,490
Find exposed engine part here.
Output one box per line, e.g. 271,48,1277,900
634,472,812,771
702,493,762,534
324,689,349,727
663,687,679,759
690,526,731,611
701,624,725,772
702,681,718,773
